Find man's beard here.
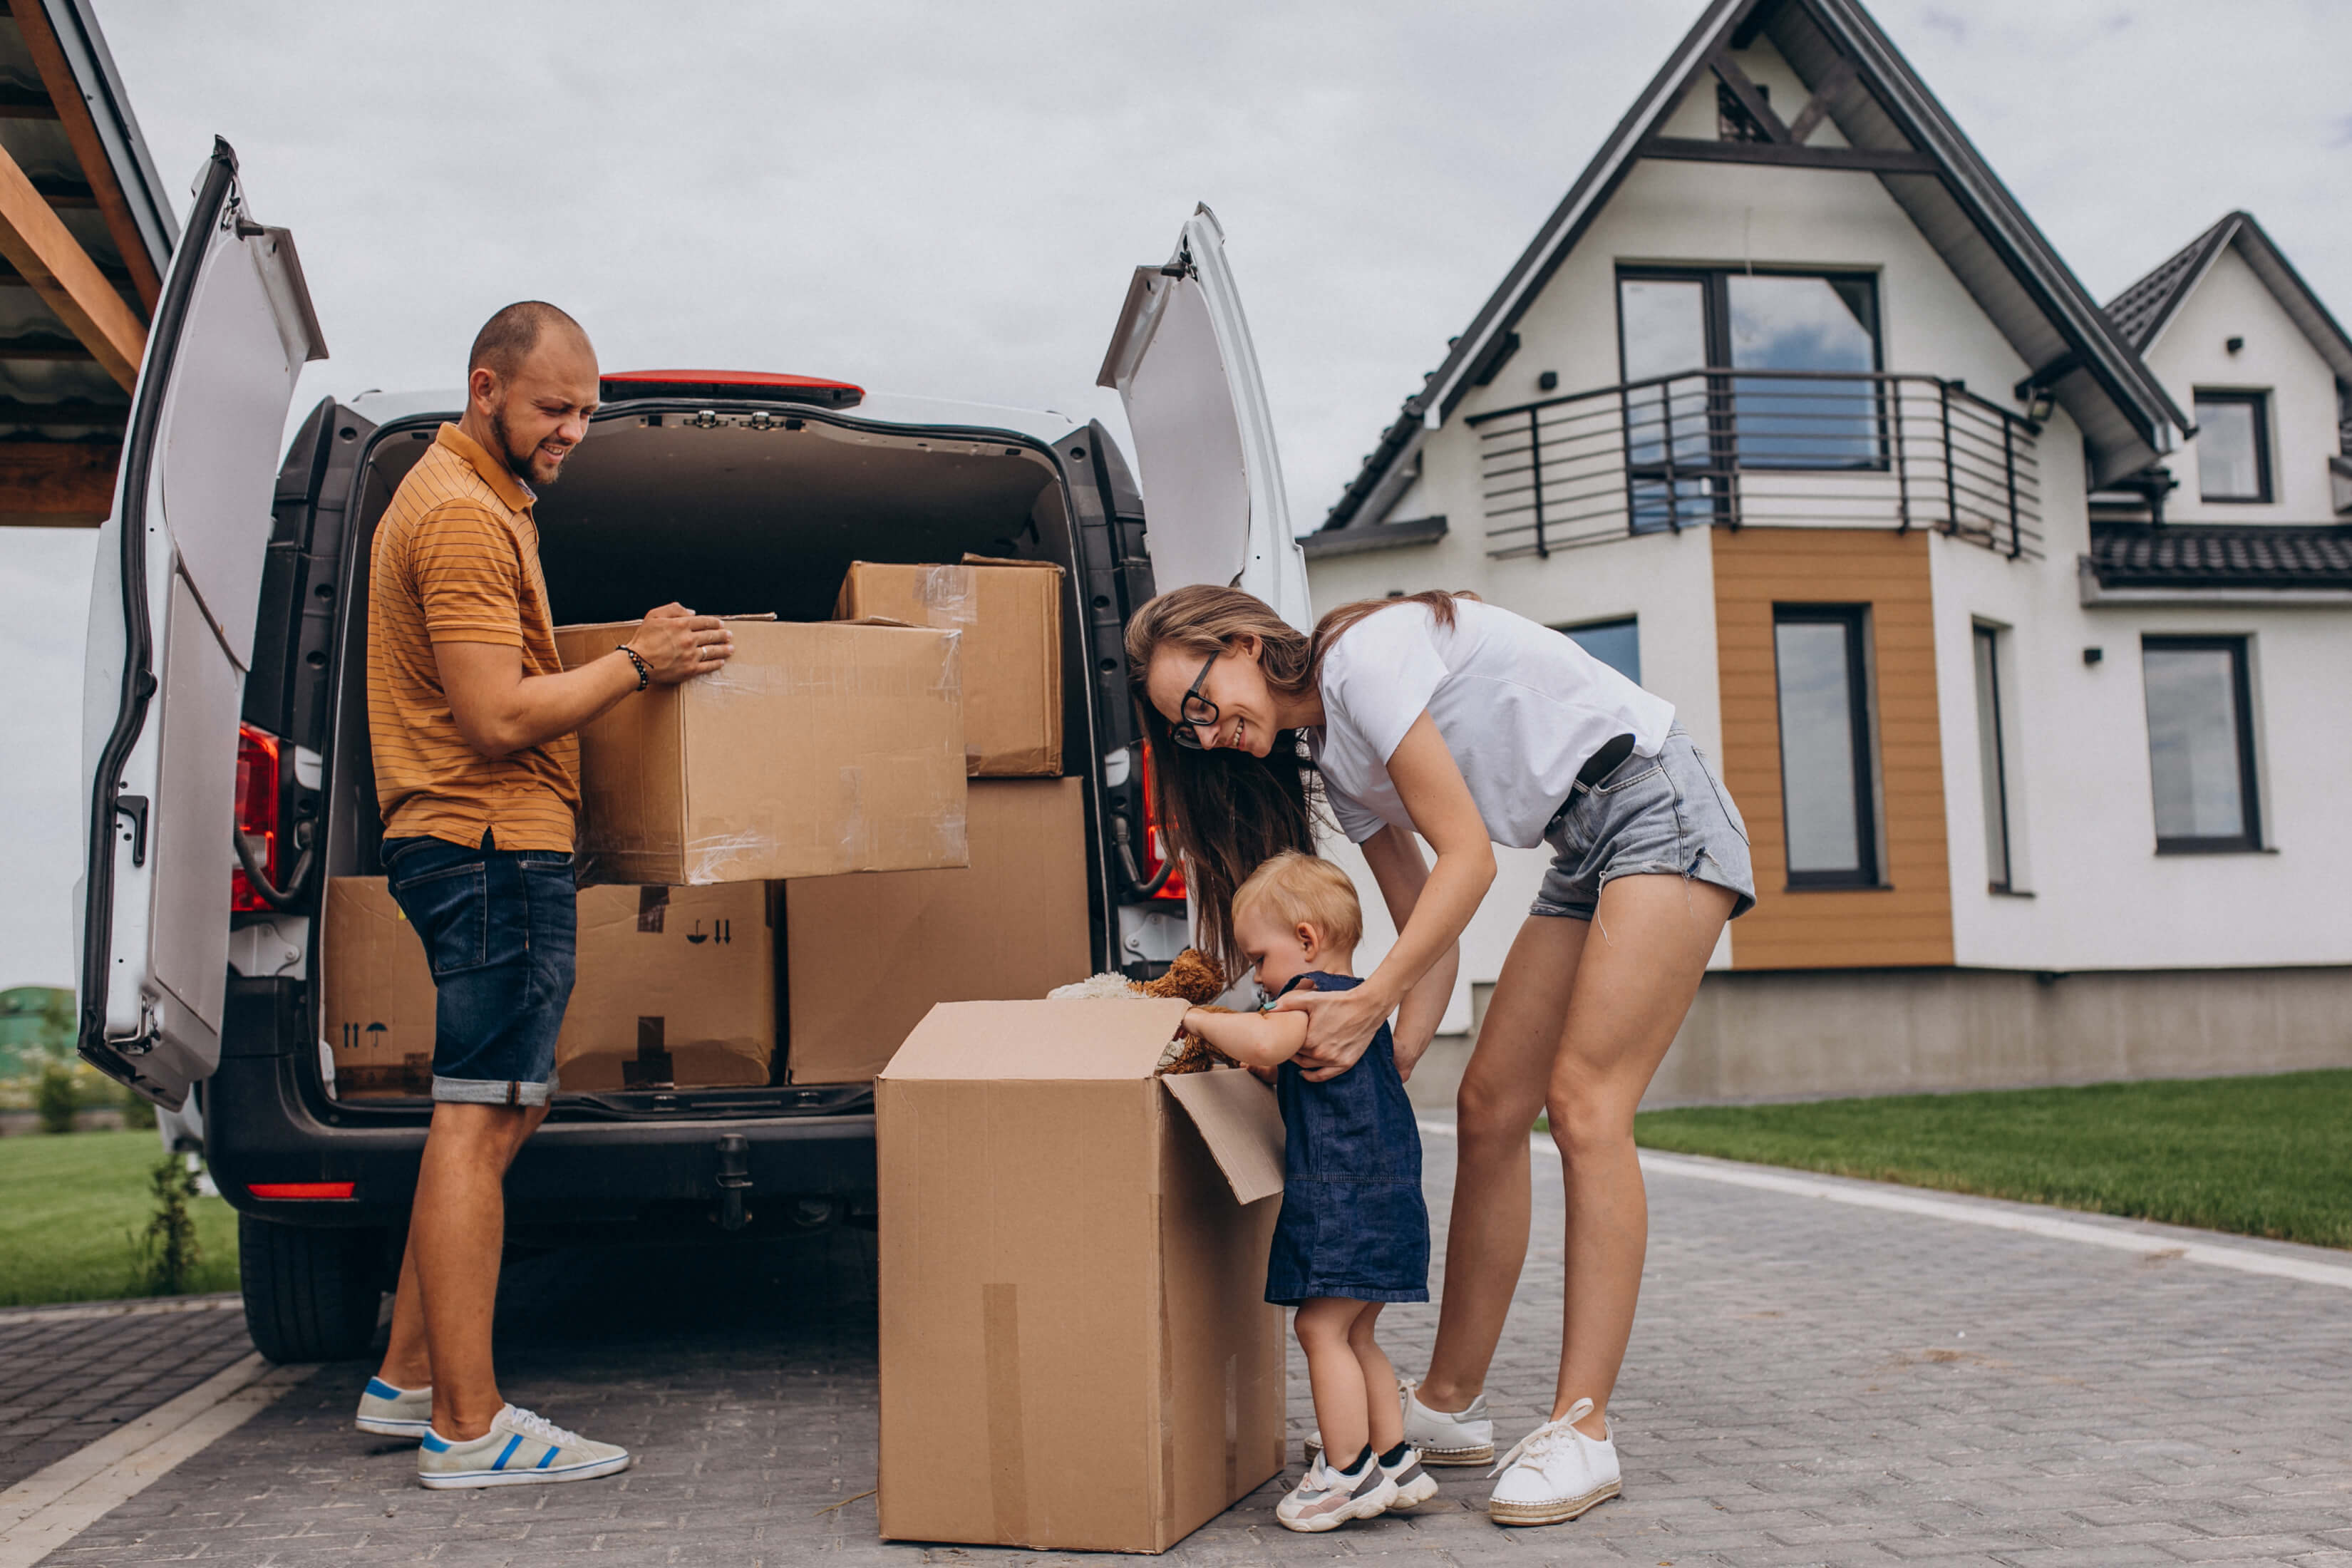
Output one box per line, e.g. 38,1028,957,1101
490,401,562,488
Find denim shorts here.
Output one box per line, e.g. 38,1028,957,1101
381,835,577,1106
1530,722,1756,922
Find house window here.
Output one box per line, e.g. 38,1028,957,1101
2193,391,2271,502
1971,624,2013,891
1559,617,1640,684
1616,269,1883,532
2142,636,2261,853
1716,81,1772,142
1773,606,1879,887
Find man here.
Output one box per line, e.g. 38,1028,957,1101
351,301,732,1487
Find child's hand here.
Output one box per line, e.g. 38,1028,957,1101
1247,1062,1277,1086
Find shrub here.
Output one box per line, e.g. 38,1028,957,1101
133,1153,202,1296
120,1094,157,1131
35,1056,78,1135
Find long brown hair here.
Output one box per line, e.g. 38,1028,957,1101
1123,585,1472,974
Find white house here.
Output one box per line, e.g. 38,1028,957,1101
1304,0,2352,1101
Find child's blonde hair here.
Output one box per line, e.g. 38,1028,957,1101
1231,851,1363,954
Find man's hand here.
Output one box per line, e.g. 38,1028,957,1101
1275,979,1401,1083
624,603,733,684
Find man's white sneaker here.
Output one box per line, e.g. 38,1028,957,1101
1274,1452,1398,1532
1486,1398,1621,1526
1304,1378,1495,1467
355,1377,431,1439
416,1404,633,1489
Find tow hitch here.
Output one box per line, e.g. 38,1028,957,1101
713,1133,753,1231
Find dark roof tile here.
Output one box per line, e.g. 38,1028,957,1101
2090,522,2352,590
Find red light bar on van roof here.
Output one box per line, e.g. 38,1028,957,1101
599,369,865,409
247,1181,356,1201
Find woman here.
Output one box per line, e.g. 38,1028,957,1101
1126,584,1752,1527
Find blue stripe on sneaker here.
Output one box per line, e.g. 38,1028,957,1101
366,1377,403,1400
492,1435,522,1472
537,1444,559,1469
421,1432,451,1453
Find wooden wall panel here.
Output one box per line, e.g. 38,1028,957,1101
1712,527,1952,969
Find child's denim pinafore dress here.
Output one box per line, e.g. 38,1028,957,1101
1264,972,1430,1306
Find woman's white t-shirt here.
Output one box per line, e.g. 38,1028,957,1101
1309,599,1675,848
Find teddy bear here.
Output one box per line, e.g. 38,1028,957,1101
1047,948,1239,1074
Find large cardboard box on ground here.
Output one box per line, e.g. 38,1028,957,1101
833,559,1062,776
877,1000,1289,1553
321,877,776,1097
785,778,1090,1085
553,618,968,884
555,882,776,1092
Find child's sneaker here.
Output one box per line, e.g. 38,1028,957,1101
1487,1398,1621,1526
355,1377,431,1438
416,1404,632,1489
1275,1450,1398,1532
1306,1378,1495,1467
1380,1443,1440,1508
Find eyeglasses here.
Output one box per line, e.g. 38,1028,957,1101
1168,651,1219,750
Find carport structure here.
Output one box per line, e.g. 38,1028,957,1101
0,0,174,530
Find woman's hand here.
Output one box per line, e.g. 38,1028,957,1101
1276,979,1400,1082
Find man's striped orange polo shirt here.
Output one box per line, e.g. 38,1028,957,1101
366,422,580,853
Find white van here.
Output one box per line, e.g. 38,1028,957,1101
77,139,1311,1361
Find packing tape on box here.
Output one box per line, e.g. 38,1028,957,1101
917,564,979,629
683,830,776,884
981,1282,1029,1544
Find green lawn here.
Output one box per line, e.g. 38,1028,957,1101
1632,1069,2352,1249
0,1130,239,1306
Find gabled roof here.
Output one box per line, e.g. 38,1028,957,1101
2103,210,2352,383
1321,0,2188,535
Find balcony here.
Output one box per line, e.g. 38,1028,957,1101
1468,368,2043,561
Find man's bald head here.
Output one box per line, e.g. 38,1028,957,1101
468,300,591,383
461,301,599,488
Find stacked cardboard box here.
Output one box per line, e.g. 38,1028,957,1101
833,558,1063,776
323,878,777,1096
877,1000,1289,1552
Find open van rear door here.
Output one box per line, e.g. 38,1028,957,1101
78,139,326,1107
1096,205,1312,631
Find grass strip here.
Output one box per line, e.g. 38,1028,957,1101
1631,1068,2352,1250
0,1130,239,1306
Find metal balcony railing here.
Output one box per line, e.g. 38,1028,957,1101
1468,368,2043,561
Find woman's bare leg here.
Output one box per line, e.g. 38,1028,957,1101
1417,914,1584,1413
1546,872,1733,1434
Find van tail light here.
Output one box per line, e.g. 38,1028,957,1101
231,725,281,913
246,1181,354,1201
1138,742,1188,902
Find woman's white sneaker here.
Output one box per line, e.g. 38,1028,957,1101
416,1404,633,1489
355,1377,431,1438
1304,1378,1495,1467
1487,1398,1621,1526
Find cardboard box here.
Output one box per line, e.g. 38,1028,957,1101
784,778,1091,1085
877,1000,1288,1553
834,559,1062,776
553,618,969,884
321,877,778,1097
321,877,438,1097
555,882,777,1093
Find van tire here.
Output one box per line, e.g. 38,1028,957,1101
239,1216,384,1363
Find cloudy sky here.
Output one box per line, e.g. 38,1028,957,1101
4,0,2348,989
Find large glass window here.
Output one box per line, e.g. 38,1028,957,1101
1727,273,1881,470
1972,624,2013,891
1773,606,1879,887
2142,637,2261,852
1559,617,1640,684
1617,277,1713,534
2194,391,2271,502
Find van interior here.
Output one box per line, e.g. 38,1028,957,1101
316,406,1089,1118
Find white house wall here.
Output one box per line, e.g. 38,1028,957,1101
2145,246,2343,525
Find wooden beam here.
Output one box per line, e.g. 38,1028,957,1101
1785,56,1857,147
0,135,144,391
1639,136,1939,175
0,439,118,525
11,2,160,311
1709,53,1790,142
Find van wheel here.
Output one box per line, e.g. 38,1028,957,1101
238,1216,384,1363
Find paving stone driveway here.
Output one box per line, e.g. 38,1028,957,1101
0,1299,252,1490
41,1138,2352,1567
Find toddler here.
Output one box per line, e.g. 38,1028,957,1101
1181,851,1435,1533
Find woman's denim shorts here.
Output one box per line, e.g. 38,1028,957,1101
1531,722,1755,922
